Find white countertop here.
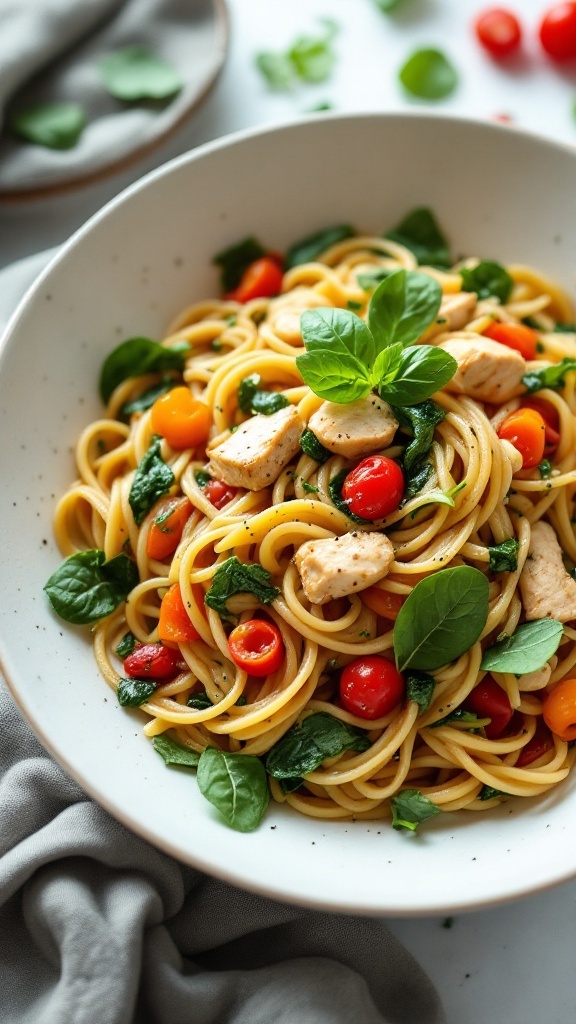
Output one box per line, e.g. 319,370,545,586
2,2,576,1020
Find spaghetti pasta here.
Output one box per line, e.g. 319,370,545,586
46,210,576,832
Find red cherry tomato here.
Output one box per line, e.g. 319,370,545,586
483,321,537,360
205,478,237,509
228,618,284,677
123,643,184,681
516,718,554,766
225,257,284,303
475,8,522,58
340,655,405,720
522,397,560,457
341,455,404,521
465,676,514,738
539,3,576,60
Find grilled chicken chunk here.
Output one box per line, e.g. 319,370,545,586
294,531,395,604
308,396,398,459
439,336,525,403
208,405,301,491
520,521,576,622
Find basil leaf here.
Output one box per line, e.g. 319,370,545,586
187,691,213,710
197,747,269,832
10,102,85,149
479,785,508,801
539,459,553,479
357,267,394,291
391,789,440,831
255,18,338,91
117,677,156,707
392,400,445,474
481,619,564,675
460,261,513,304
44,549,139,625
238,374,289,415
488,538,519,573
379,345,457,406
522,358,576,394
120,376,176,419
399,48,458,100
404,461,434,500
367,270,442,351
299,428,331,464
297,308,374,402
406,671,435,713
194,469,212,488
205,556,280,620
431,709,483,731
153,734,201,768
254,51,294,90
266,712,370,779
373,342,404,386
98,47,183,101
128,436,175,526
385,208,451,269
213,237,266,292
328,469,371,524
286,224,354,269
115,631,138,658
100,337,189,403
374,0,407,11
394,566,490,672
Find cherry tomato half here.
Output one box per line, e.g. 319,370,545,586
475,8,522,58
158,583,201,645
228,618,284,677
341,455,404,521
146,495,193,561
516,718,554,766
543,677,576,741
465,676,514,738
151,387,211,450
340,655,405,720
539,3,576,61
497,408,546,469
225,257,284,303
123,643,184,682
205,478,237,509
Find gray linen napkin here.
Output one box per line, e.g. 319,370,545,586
0,0,226,193
0,252,445,1024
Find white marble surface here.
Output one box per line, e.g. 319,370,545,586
3,1,576,1020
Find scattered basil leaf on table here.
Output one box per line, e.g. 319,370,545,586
459,260,513,303
481,619,564,675
393,565,490,672
488,538,519,573
44,550,139,625
299,428,332,464
128,436,175,526
197,747,269,832
385,207,452,269
399,49,458,100
100,337,189,403
390,789,440,831
153,735,201,768
213,237,267,292
98,46,183,101
266,712,370,779
255,18,339,91
205,556,280,620
328,469,372,524
285,224,354,269
10,102,85,149
117,677,156,707
522,358,576,394
406,671,436,713
238,374,289,415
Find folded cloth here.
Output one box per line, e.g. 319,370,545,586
0,252,445,1024
0,0,227,194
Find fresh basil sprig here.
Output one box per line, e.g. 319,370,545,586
205,556,280,620
480,619,563,675
390,789,440,831
44,550,139,625
393,566,490,672
128,436,175,526
522,358,576,394
197,748,269,832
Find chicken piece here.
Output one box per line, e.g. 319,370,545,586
208,405,301,491
519,521,576,622
518,655,558,692
439,337,525,403
308,395,398,459
294,531,395,605
438,292,478,332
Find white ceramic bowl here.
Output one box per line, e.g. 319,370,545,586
2,112,576,916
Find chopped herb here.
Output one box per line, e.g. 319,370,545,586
553,323,576,333
117,677,156,707
347,300,364,311
213,237,266,292
238,373,289,415
539,459,552,479
305,100,334,112
385,207,451,269
187,691,213,710
488,537,519,573
404,461,434,500
128,436,175,526
390,789,440,831
10,101,85,149
431,708,483,730
442,917,454,929
399,49,458,101
479,785,508,801
301,480,318,493
357,267,394,291
205,556,280,620
460,260,513,304
300,428,332,464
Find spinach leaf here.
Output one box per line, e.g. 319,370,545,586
10,101,85,149
394,566,490,672
117,677,156,707
44,550,139,625
286,224,354,268
392,400,445,474
488,538,519,573
385,208,451,269
406,671,436,713
120,377,176,419
98,46,183,101
205,556,280,620
481,619,563,675
357,267,394,291
266,712,370,779
100,337,189,403
328,469,372,524
194,469,212,488
367,270,442,351
187,691,214,710
128,436,175,526
390,789,440,831
431,708,483,730
479,785,508,801
297,307,375,403
213,237,266,292
279,776,304,794
378,345,456,406
399,49,458,101
197,747,269,832
115,631,138,658
522,358,576,394
152,734,201,767
404,461,434,500
238,373,289,415
299,428,332,464
460,260,513,304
